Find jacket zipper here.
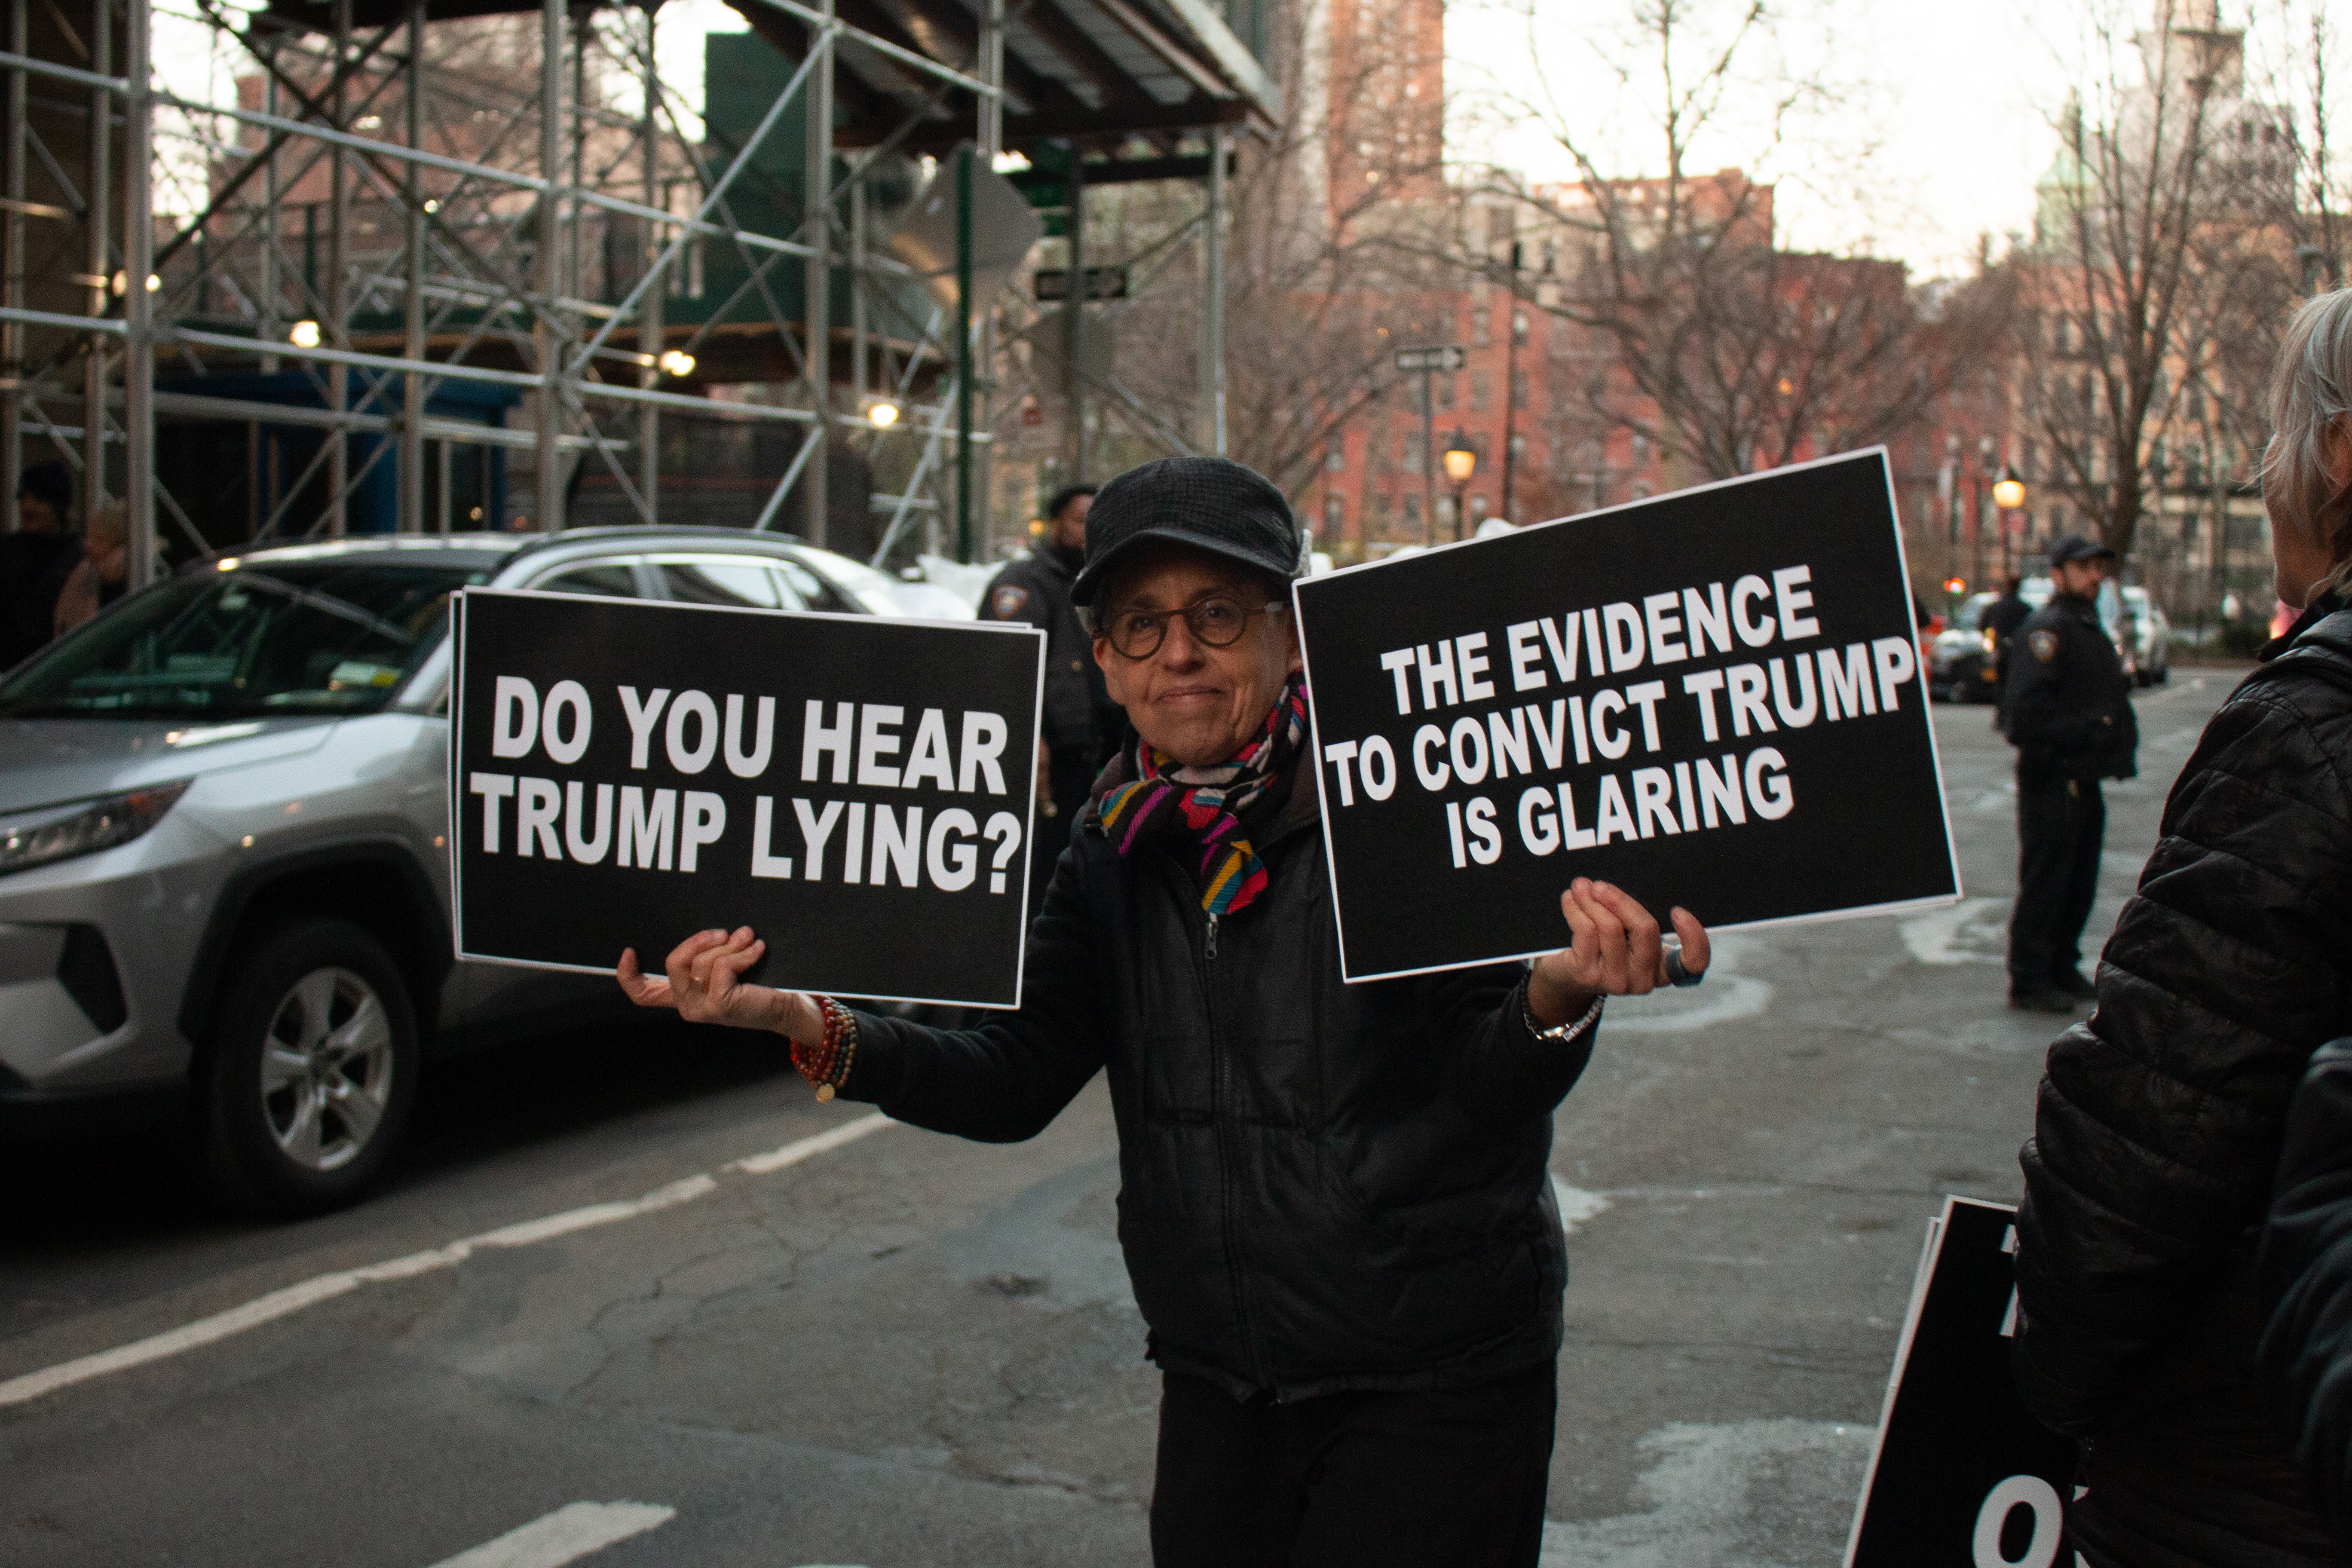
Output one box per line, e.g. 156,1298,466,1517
1181,879,1268,1390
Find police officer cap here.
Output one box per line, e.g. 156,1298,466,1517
2046,534,2118,567
1070,456,1299,607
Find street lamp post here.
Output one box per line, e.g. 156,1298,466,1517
1991,465,2026,578
1442,429,1478,542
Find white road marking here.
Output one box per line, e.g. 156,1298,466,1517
1899,897,2007,965
426,1501,675,1568
1552,1176,1612,1236
0,1113,895,1410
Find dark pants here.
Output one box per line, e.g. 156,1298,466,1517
1148,1360,1558,1568
2009,768,2105,990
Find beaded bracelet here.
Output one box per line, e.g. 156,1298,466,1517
791,996,861,1102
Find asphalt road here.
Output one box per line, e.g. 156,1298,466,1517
0,672,2236,1568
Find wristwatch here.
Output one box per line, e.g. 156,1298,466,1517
1520,978,1604,1044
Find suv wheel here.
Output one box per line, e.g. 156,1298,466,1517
199,919,419,1217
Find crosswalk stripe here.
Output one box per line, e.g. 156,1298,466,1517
426,1502,676,1568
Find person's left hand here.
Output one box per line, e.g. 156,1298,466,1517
1527,878,1711,1026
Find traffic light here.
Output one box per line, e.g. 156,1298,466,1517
1944,576,1966,596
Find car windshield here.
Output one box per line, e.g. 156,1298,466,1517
0,559,487,719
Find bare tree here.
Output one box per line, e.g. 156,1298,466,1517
1467,0,1997,488
2008,0,2279,560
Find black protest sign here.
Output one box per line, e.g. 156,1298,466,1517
1292,449,1959,981
450,588,1045,1008
1844,1197,2078,1567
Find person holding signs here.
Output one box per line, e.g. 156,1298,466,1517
617,455,1711,1568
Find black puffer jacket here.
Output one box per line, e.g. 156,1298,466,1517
2013,606,2352,1565
842,756,1589,1401
2257,1038,2352,1555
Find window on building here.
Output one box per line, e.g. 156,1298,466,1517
1470,373,1491,412
1326,437,1347,473
1512,369,1530,405
1472,310,1491,344
1324,493,1345,530
1512,310,1529,341
1403,493,1422,525
1436,377,1455,411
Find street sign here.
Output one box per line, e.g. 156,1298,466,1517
1844,1197,2079,1566
450,588,1047,1009
1393,344,1467,374
1035,265,1129,301
1293,449,1960,981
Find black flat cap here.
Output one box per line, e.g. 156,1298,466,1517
2046,533,2118,567
1070,456,1299,606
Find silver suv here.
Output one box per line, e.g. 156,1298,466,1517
0,528,939,1215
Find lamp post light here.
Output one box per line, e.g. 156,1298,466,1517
1442,429,1478,542
1991,465,2027,577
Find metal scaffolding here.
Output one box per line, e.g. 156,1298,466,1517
0,0,1276,584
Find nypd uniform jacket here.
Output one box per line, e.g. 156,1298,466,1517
2005,594,2138,782
979,546,1109,753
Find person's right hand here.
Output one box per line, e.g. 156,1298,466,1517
617,927,820,1041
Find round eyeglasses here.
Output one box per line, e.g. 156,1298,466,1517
1101,595,1288,659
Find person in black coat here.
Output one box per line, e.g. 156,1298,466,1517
978,483,1121,915
617,456,1715,1568
1982,574,2030,726
2257,1038,2352,1556
2001,536,2137,1013
2012,287,2352,1567
0,459,80,670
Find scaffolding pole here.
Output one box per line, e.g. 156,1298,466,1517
2,0,23,527
534,0,566,530
124,0,151,578
800,0,830,545
23,0,1270,566
399,0,424,533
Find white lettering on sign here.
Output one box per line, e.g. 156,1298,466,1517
542,681,593,764
619,686,669,769
2001,1224,2022,1338
1972,1474,2063,1568
492,676,539,759
678,791,726,872
469,772,514,851
750,796,793,880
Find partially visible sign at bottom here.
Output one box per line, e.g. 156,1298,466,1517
1845,1196,2079,1567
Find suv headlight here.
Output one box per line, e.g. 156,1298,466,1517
0,781,192,877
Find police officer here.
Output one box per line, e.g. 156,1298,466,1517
1981,574,2030,729
2003,535,2137,1013
979,484,1123,910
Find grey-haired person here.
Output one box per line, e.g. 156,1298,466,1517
618,455,1713,1567
2014,288,2352,1564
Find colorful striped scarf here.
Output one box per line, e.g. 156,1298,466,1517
1096,678,1308,914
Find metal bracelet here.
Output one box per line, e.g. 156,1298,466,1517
1522,983,1604,1045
